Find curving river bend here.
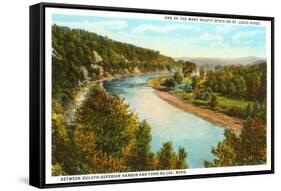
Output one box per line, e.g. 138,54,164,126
102,74,225,168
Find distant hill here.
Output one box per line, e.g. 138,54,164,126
175,56,266,69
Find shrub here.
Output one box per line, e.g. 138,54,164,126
162,78,176,88
209,93,218,108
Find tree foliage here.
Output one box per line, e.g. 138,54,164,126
52,25,179,105
162,78,176,89
174,71,184,84
209,93,218,108
205,117,266,167
204,63,266,101
52,87,188,175
126,120,155,171
182,61,196,77
156,142,188,170
52,163,67,176
157,142,177,170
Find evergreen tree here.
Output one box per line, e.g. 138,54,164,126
157,142,177,170
237,118,266,165
205,118,266,167
175,147,188,169
205,130,237,167
127,120,153,171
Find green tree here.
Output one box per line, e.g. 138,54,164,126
91,152,125,173
220,83,227,94
52,101,70,165
157,142,177,170
175,147,188,169
237,118,266,165
199,67,205,79
162,78,176,89
77,87,139,158
252,102,261,116
127,120,154,171
68,123,96,174
228,82,236,97
209,93,218,109
174,71,183,84
249,73,261,98
204,63,266,101
205,130,237,167
52,163,67,176
191,76,199,89
205,118,266,167
52,25,179,103
244,103,253,118
234,76,247,97
182,61,196,77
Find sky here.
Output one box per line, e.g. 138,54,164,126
52,14,266,58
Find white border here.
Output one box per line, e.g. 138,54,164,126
45,7,272,184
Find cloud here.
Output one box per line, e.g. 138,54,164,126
54,20,128,33
53,17,265,58
232,30,263,44
215,25,235,34
131,24,199,34
197,32,223,43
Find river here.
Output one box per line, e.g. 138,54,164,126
102,74,225,168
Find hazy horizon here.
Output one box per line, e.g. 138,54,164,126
175,56,266,59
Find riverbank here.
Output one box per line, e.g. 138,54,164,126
64,71,171,125
155,91,243,134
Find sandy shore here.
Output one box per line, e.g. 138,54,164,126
155,91,243,134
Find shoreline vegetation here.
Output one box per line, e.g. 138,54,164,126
146,63,267,167
64,71,170,125
66,69,244,132
70,71,245,134
52,25,267,175
52,25,190,175
66,70,244,134
155,90,243,133
147,61,266,135
53,78,189,176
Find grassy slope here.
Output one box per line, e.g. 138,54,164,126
216,95,252,110
171,90,253,112
149,76,254,117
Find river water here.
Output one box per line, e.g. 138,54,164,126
102,74,225,168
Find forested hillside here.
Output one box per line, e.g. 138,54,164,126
51,24,267,174
52,87,188,175
52,25,179,105
51,25,187,175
